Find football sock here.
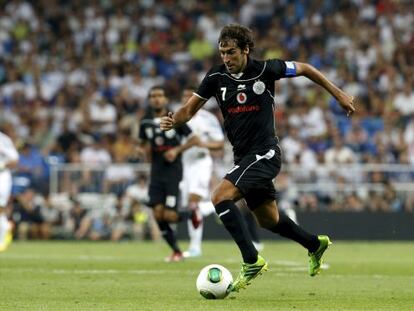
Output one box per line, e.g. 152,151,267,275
187,219,203,253
269,212,319,252
215,200,258,264
243,208,260,244
157,221,181,253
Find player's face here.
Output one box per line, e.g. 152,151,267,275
219,40,248,74
149,89,168,111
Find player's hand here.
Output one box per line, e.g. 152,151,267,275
133,146,146,160
164,147,178,162
338,93,356,117
160,112,174,131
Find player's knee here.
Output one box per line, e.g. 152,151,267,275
256,214,279,229
211,182,239,206
153,209,163,222
163,210,178,222
211,189,228,206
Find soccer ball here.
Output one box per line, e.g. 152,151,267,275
196,264,233,299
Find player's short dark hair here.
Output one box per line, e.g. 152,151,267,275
219,24,254,52
148,85,167,97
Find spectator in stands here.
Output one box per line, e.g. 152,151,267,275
12,187,45,239
324,134,357,165
39,192,63,239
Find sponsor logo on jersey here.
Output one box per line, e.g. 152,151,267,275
237,92,247,104
253,80,265,94
227,105,260,114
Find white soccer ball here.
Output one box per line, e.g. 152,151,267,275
196,264,233,299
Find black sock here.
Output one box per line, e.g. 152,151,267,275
243,208,260,244
269,212,319,252
215,200,258,263
157,221,181,253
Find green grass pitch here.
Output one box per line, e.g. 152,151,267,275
0,241,413,310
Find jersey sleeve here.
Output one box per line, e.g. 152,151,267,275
194,68,219,101
267,59,297,80
176,123,192,137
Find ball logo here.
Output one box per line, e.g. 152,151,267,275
237,92,247,104
253,80,265,95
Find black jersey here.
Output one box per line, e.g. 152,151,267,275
195,58,296,159
139,110,192,177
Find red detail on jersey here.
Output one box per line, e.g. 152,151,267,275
154,145,174,152
227,105,260,114
237,92,247,104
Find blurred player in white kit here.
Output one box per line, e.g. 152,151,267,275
180,86,224,258
0,125,19,251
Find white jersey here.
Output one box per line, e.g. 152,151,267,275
0,131,19,207
0,131,18,171
182,109,224,164
181,110,224,203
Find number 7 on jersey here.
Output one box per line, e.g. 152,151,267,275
220,87,227,101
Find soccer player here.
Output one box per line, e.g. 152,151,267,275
161,24,355,290
179,86,225,258
0,126,19,252
138,86,199,262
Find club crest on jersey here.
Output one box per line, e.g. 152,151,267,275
237,92,247,104
253,80,265,95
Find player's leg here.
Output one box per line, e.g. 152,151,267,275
183,193,203,257
148,180,182,261
237,199,263,251
250,196,331,276
211,179,258,264
162,180,184,262
0,173,13,251
183,160,212,257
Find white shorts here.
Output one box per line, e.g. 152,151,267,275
0,171,12,207
181,156,213,205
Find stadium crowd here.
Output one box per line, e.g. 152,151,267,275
0,0,413,240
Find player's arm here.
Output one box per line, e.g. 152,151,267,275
134,140,151,162
202,112,225,151
294,62,356,116
160,95,205,131
175,134,200,154
164,134,201,162
200,140,224,151
0,159,18,170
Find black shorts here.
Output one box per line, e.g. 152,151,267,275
225,146,282,209
148,177,181,211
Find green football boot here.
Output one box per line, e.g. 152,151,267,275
309,235,332,277
230,255,268,292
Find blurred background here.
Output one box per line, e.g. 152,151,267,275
0,0,413,242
